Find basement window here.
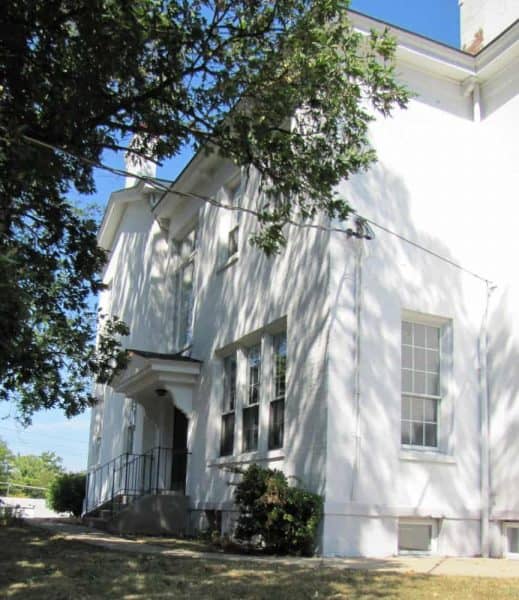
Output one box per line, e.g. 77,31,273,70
505,523,519,558
398,520,436,554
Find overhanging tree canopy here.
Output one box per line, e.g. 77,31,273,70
0,0,409,423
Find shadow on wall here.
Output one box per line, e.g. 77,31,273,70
487,286,519,519
187,166,330,510
325,159,489,555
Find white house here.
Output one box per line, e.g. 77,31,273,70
85,0,519,558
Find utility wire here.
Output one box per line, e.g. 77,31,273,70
9,133,493,285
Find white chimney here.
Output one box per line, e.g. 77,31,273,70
124,133,157,188
460,0,519,53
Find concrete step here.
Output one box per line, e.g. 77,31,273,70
109,493,189,536
83,516,110,532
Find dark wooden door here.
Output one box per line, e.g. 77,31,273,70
171,407,188,493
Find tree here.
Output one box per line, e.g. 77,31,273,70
0,438,14,484
47,472,85,517
9,451,64,498
0,0,409,422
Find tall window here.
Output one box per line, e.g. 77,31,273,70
172,226,197,350
125,400,136,454
269,333,287,449
225,179,241,261
401,321,440,448
243,345,261,452
220,354,236,456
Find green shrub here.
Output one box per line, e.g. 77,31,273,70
46,472,86,517
234,464,323,556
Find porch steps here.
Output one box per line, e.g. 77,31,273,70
84,492,189,536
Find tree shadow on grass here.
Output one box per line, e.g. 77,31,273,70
1,525,518,599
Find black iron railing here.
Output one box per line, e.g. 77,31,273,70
83,446,189,516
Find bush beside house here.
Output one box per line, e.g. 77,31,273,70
234,464,323,556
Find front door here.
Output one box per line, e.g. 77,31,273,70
171,407,188,493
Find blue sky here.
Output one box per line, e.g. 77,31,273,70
1,0,460,473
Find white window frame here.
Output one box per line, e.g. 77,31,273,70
217,174,243,271
504,522,519,558
398,518,438,555
171,224,198,352
401,312,451,452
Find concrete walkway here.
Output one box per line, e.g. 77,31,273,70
29,519,519,578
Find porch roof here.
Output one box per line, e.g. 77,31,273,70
113,348,202,415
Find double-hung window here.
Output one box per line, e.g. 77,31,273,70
172,226,197,351
269,333,287,449
220,354,237,456
401,321,441,448
243,345,261,452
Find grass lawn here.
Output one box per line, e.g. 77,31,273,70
1,522,519,599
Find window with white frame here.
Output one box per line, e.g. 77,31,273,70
401,321,441,448
124,400,137,454
220,354,237,456
222,177,242,264
269,333,287,450
398,519,436,553
172,225,197,351
243,344,261,452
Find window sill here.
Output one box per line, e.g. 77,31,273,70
400,449,456,465
208,448,285,467
217,254,239,273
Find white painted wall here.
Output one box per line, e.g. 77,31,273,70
460,0,519,49
323,37,519,557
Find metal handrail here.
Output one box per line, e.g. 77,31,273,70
83,446,190,517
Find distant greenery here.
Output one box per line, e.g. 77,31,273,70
234,463,323,556
47,472,85,517
0,438,64,498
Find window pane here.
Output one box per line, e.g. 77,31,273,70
414,372,426,394
223,355,237,411
248,345,261,405
402,370,413,393
243,405,259,452
414,324,426,347
423,398,437,422
402,346,412,369
401,422,411,445
414,348,426,371
220,413,235,457
426,373,439,396
411,422,424,446
398,523,432,552
268,399,284,449
274,333,287,400
402,396,411,420
402,322,413,345
228,226,239,257
410,396,423,420
426,350,439,372
426,326,440,350
424,423,437,447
